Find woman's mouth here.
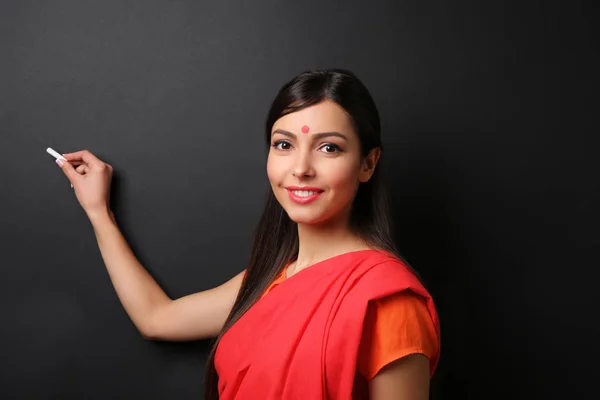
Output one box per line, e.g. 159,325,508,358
286,187,324,205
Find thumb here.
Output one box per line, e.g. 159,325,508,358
56,159,79,185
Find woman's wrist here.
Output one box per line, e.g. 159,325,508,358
86,207,114,225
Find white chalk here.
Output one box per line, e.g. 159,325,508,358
47,147,73,188
46,147,67,161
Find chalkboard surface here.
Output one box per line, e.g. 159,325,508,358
1,1,597,399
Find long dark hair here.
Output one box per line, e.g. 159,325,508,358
204,68,409,399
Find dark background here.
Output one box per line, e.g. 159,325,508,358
1,0,597,399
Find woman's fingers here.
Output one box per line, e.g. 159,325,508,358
75,164,89,175
62,150,105,168
56,158,82,185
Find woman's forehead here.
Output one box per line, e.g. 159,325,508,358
272,100,354,135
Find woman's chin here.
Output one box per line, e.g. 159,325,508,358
285,210,325,225
285,209,337,226
288,216,320,225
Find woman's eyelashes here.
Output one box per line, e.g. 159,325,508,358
271,140,292,150
319,143,343,153
271,140,343,153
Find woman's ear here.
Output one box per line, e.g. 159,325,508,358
358,147,381,183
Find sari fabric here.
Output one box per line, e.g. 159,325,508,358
214,249,440,399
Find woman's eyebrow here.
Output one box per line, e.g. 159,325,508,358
272,129,348,141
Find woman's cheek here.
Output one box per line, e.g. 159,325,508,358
327,169,358,206
330,164,359,189
266,157,279,185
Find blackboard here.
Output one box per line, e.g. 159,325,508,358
1,1,597,399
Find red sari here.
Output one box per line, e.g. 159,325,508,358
214,249,441,399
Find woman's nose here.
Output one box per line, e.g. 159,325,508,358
292,151,315,178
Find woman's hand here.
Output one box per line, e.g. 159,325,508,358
56,150,114,218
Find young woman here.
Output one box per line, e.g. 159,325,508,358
56,69,440,399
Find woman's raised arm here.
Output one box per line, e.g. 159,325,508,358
88,210,244,341
57,150,243,341
144,269,245,341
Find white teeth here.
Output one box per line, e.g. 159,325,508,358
292,190,318,197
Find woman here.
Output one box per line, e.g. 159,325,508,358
56,69,440,399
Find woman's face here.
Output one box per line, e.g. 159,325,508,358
267,100,379,226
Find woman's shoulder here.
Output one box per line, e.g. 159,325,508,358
350,248,413,274
344,249,428,298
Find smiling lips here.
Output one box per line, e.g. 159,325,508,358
286,186,324,205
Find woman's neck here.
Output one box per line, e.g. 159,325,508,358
289,216,371,277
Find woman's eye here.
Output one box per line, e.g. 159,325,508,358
319,143,341,153
272,140,291,150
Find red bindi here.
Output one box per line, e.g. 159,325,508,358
301,125,310,134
